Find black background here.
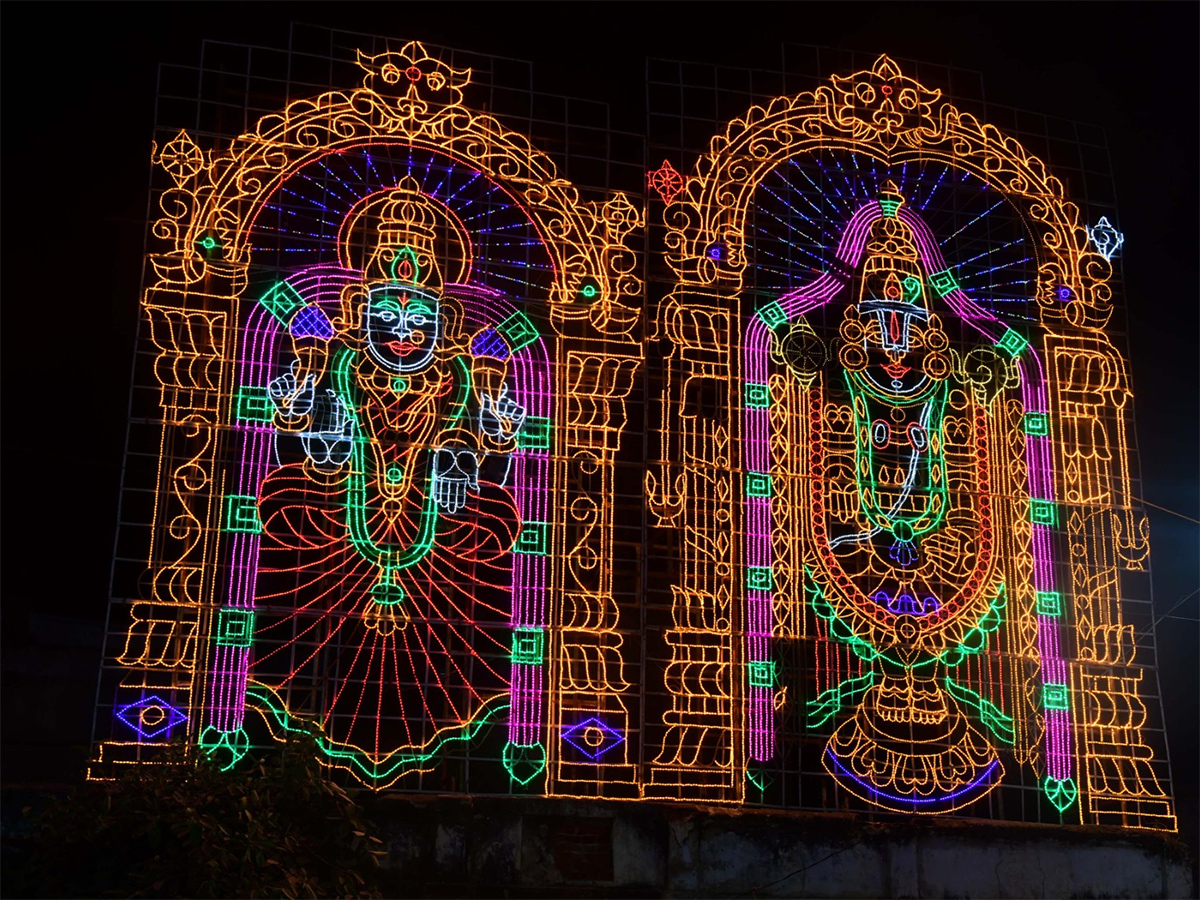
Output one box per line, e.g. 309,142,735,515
2,0,1195,849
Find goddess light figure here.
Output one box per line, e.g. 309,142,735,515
779,184,1022,811
253,189,526,774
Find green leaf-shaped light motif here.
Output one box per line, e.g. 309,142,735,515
1043,775,1078,812
805,671,876,729
945,676,1015,745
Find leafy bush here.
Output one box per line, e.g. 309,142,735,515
13,737,386,899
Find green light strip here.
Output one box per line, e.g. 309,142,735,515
805,570,1007,671
945,676,1015,745
806,671,875,729
245,684,507,782
331,348,440,573
939,584,1007,667
805,573,882,665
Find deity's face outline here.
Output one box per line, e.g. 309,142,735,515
857,266,934,398
363,285,441,373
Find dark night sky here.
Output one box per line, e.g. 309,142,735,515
2,0,1196,834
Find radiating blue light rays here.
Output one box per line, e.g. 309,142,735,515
747,150,1039,324
755,244,829,277
918,165,950,211
848,153,877,202
448,169,483,201
488,267,555,292
768,174,835,222
363,150,382,184
829,154,866,205
786,159,859,218
938,199,1008,247
951,239,1026,270
249,143,555,300
753,186,832,271
970,259,1034,279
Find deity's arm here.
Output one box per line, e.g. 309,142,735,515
267,341,352,472
428,349,525,513
425,350,485,514
470,352,526,452
268,342,327,426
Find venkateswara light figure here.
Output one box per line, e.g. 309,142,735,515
648,55,1174,829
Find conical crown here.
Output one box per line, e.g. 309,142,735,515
365,179,443,290
863,182,920,275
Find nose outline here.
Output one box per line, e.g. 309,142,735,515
392,311,413,341
871,309,911,356
888,310,904,350
390,298,424,342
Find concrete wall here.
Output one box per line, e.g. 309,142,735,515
364,796,1195,898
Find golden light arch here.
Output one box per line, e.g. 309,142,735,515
647,54,1172,828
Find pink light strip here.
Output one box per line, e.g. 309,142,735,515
899,206,1073,784
208,267,359,739
739,199,1074,789
739,206,871,763
504,318,552,747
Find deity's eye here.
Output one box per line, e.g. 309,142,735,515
898,88,917,110
372,309,398,324
855,83,876,104
407,315,428,327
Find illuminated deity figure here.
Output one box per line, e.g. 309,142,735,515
252,188,528,775
138,46,641,794
644,57,1182,821
771,184,1023,811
